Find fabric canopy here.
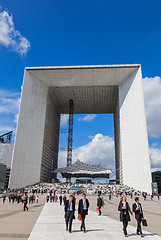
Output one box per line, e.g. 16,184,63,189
54,159,112,178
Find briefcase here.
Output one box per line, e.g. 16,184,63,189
142,218,148,226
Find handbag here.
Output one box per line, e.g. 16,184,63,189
78,214,82,221
96,207,99,212
142,218,148,226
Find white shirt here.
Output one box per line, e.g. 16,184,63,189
83,199,87,209
136,202,142,213
122,201,126,209
68,200,73,211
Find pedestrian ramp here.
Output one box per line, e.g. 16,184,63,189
28,202,161,240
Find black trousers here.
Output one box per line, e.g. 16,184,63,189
122,219,128,235
137,218,142,234
24,202,28,211
99,207,101,215
66,211,74,231
81,210,86,230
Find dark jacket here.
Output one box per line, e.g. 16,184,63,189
118,201,132,222
65,199,75,213
132,202,143,220
97,197,102,208
78,198,90,215
23,195,28,204
59,196,62,201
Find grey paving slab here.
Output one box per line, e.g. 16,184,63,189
28,202,161,240
0,195,45,240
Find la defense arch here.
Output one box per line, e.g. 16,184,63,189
9,64,152,193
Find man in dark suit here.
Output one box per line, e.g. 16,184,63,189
132,197,144,237
63,195,66,205
64,195,75,233
23,193,28,211
78,193,90,233
97,195,102,216
59,194,62,205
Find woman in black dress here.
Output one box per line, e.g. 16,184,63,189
118,195,133,237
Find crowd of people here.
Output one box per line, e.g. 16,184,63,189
2,190,41,212
4,182,159,199
2,193,39,205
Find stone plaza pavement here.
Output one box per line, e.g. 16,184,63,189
28,202,161,240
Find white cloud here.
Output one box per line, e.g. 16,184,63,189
0,95,20,114
143,76,161,138
0,88,19,98
0,8,30,55
149,147,161,169
78,114,96,122
58,134,161,176
60,114,69,126
58,133,115,170
13,113,19,123
0,125,15,135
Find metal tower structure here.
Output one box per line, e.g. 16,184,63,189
66,99,74,182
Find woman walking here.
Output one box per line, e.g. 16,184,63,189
97,194,102,216
118,195,133,237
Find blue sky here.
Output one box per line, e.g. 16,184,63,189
0,0,161,173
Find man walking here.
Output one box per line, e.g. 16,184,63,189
78,193,90,233
23,193,28,211
59,194,62,205
63,195,67,205
157,194,160,200
132,197,144,237
2,195,6,204
64,195,75,233
143,193,146,200
97,194,102,216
